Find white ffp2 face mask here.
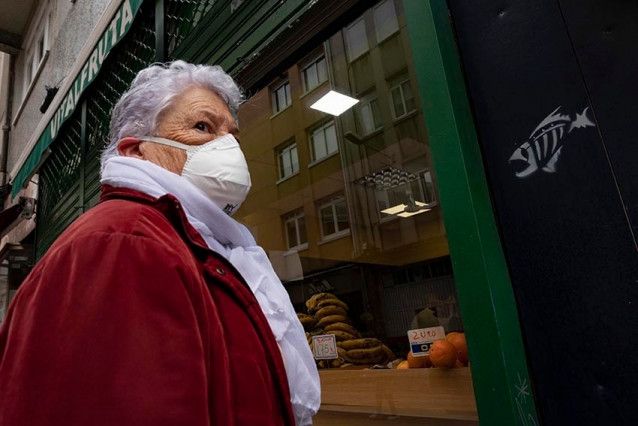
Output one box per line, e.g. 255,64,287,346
141,133,251,215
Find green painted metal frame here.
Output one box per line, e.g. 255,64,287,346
403,1,540,425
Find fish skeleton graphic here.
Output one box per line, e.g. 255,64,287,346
509,106,596,178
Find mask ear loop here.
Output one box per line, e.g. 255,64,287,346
139,136,196,151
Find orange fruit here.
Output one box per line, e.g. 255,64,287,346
454,359,464,368
429,340,457,369
407,351,430,368
445,332,460,341
447,333,469,365
397,360,409,369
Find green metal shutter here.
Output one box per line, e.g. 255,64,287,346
83,4,158,209
36,110,83,260
35,1,157,259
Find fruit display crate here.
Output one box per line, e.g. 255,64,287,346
314,367,479,426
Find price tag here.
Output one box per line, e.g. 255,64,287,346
312,334,338,360
407,326,446,357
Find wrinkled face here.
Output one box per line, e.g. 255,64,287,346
137,86,240,174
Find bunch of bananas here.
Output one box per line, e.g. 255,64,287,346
338,338,396,365
298,293,396,369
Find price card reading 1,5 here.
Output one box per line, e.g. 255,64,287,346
407,326,446,357
312,334,338,360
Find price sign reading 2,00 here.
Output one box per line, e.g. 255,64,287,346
411,328,443,340
407,326,446,357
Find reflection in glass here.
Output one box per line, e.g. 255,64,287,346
302,55,327,93
236,0,463,367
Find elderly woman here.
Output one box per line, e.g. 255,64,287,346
0,61,320,425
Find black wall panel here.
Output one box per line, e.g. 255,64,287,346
446,1,638,424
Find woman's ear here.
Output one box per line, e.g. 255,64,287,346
117,137,144,158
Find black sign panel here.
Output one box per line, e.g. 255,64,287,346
446,0,638,424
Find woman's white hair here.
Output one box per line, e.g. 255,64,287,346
101,60,243,170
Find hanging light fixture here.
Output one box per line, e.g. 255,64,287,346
310,90,359,116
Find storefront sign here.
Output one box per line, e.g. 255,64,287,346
11,0,143,198
408,326,445,357
312,334,338,360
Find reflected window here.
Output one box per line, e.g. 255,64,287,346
301,55,328,93
277,139,299,180
284,211,307,250
272,80,291,113
310,121,338,162
345,18,369,62
358,93,383,135
319,195,349,238
389,75,416,119
373,0,399,43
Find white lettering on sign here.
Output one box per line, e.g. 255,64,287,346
88,50,98,82
97,36,107,64
312,334,338,360
407,326,445,357
120,0,134,36
109,11,121,47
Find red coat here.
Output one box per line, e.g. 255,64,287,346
0,186,295,425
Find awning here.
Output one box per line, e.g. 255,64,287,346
10,0,143,199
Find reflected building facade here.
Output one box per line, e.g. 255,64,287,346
235,0,462,345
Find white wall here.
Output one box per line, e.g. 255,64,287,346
9,0,112,177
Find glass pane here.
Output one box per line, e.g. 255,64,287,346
277,86,288,111
402,81,416,113
312,130,327,160
286,219,298,248
320,205,336,236
391,86,405,117
291,145,299,173
38,35,45,60
325,123,338,154
360,103,374,135
282,149,292,177
317,57,327,84
374,0,400,42
345,18,368,61
304,64,318,92
370,98,382,129
335,200,349,231
285,83,291,106
298,216,307,245
24,56,32,87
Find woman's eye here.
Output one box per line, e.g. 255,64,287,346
194,122,209,132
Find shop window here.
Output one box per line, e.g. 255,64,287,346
233,0,476,422
284,211,308,250
345,17,369,62
358,93,383,135
271,80,291,113
389,75,416,119
319,196,349,239
309,121,338,163
276,139,299,181
301,55,328,93
373,0,400,43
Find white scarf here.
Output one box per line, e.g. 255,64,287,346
101,156,320,425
